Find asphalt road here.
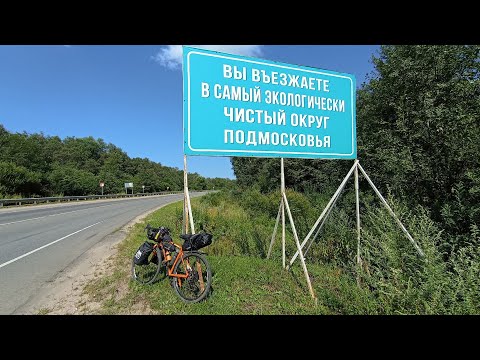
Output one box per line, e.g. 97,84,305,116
0,193,205,314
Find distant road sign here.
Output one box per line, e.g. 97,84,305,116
183,46,356,159
124,183,133,188
100,182,104,187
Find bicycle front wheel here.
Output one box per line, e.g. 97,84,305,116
131,248,164,284
172,252,212,303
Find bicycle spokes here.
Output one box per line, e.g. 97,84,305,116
131,249,164,285
133,240,212,303
172,253,211,302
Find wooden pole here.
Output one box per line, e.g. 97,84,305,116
267,201,282,259
288,160,358,269
282,192,316,300
354,163,362,287
183,155,189,234
304,184,344,257
357,163,424,257
355,163,361,266
186,188,195,233
281,158,286,268
196,261,205,292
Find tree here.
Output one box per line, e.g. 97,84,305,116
357,45,480,248
0,125,235,197
0,161,42,197
231,45,480,250
48,165,98,196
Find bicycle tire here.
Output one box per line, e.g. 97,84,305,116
131,247,164,285
171,252,212,303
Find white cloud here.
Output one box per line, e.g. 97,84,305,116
152,45,263,70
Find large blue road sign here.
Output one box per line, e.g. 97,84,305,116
183,46,356,159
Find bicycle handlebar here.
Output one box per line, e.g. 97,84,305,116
145,224,171,238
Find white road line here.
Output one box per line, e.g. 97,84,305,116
0,221,104,269
0,204,115,227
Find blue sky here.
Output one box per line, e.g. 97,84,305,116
0,45,379,179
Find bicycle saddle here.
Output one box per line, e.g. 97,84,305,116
180,234,194,240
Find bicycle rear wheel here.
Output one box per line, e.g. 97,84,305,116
131,248,164,284
172,252,212,303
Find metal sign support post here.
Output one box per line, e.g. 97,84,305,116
287,160,424,278
183,155,195,234
268,158,317,301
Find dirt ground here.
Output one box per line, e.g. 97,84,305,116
14,204,168,315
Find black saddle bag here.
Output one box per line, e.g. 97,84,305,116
182,233,213,251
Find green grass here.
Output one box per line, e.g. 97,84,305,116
37,308,52,315
81,189,480,314
80,195,377,315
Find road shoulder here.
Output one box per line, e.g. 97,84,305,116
14,202,172,315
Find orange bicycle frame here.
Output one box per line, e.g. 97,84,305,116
160,243,189,279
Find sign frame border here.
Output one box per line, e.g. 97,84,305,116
184,47,357,159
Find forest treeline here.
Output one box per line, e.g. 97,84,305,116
232,45,480,252
0,127,235,198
